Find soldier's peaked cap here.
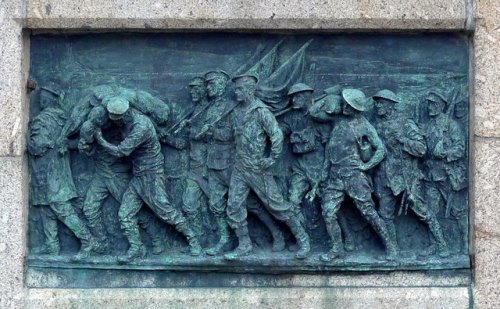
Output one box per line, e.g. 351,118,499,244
426,91,448,105
342,88,371,112
189,77,205,86
106,96,130,115
231,73,259,84
288,83,314,96
373,89,400,103
204,70,230,81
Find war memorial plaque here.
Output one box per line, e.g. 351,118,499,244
26,32,470,280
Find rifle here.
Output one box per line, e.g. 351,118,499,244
159,102,211,138
194,101,239,140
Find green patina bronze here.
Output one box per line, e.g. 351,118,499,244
27,32,470,273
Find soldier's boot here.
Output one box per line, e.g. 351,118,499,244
365,210,398,261
59,213,99,261
118,224,146,263
286,217,311,260
320,220,345,262
224,224,253,261
427,215,450,258
206,217,231,256
151,235,165,255
36,240,60,255
338,215,355,252
88,217,110,254
176,222,202,256
383,218,399,252
255,211,286,252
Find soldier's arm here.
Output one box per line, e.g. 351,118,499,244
402,120,427,157
259,108,284,161
97,122,149,157
445,120,466,162
27,119,50,156
363,121,386,171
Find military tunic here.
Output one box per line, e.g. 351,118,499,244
227,99,293,227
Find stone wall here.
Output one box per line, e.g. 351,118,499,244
1,0,499,307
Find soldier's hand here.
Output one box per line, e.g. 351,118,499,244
305,184,318,202
172,138,187,150
259,157,275,170
57,138,68,155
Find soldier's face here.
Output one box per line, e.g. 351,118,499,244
190,85,205,103
109,113,125,125
206,78,225,98
342,100,355,115
428,100,444,116
375,99,391,116
455,101,467,119
234,85,248,102
291,92,311,109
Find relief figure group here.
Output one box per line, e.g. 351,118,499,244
28,68,468,265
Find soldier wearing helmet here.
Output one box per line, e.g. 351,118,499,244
373,89,450,258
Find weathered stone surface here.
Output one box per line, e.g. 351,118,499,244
26,287,470,309
26,0,466,30
474,0,500,137
474,235,500,309
474,137,500,236
473,137,500,308
0,157,27,307
0,1,29,156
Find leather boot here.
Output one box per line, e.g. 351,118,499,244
206,216,231,256
427,215,450,258
88,216,110,254
286,217,310,259
176,222,202,256
320,220,345,262
338,214,355,252
224,224,253,261
365,210,398,261
117,221,146,263
118,243,147,263
59,213,99,261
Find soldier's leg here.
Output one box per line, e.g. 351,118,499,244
39,206,60,255
249,172,310,259
247,195,285,252
182,177,204,236
138,209,165,255
118,182,147,262
206,169,231,256
319,188,345,262
140,175,201,256
50,200,97,259
375,185,399,251
83,176,111,253
224,168,252,260
450,189,468,254
288,173,309,226
337,212,355,252
410,192,450,258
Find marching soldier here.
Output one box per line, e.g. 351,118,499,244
423,91,467,255
95,96,202,262
199,70,285,256
318,88,397,262
225,74,310,260
373,90,450,258
28,84,98,258
284,83,355,253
